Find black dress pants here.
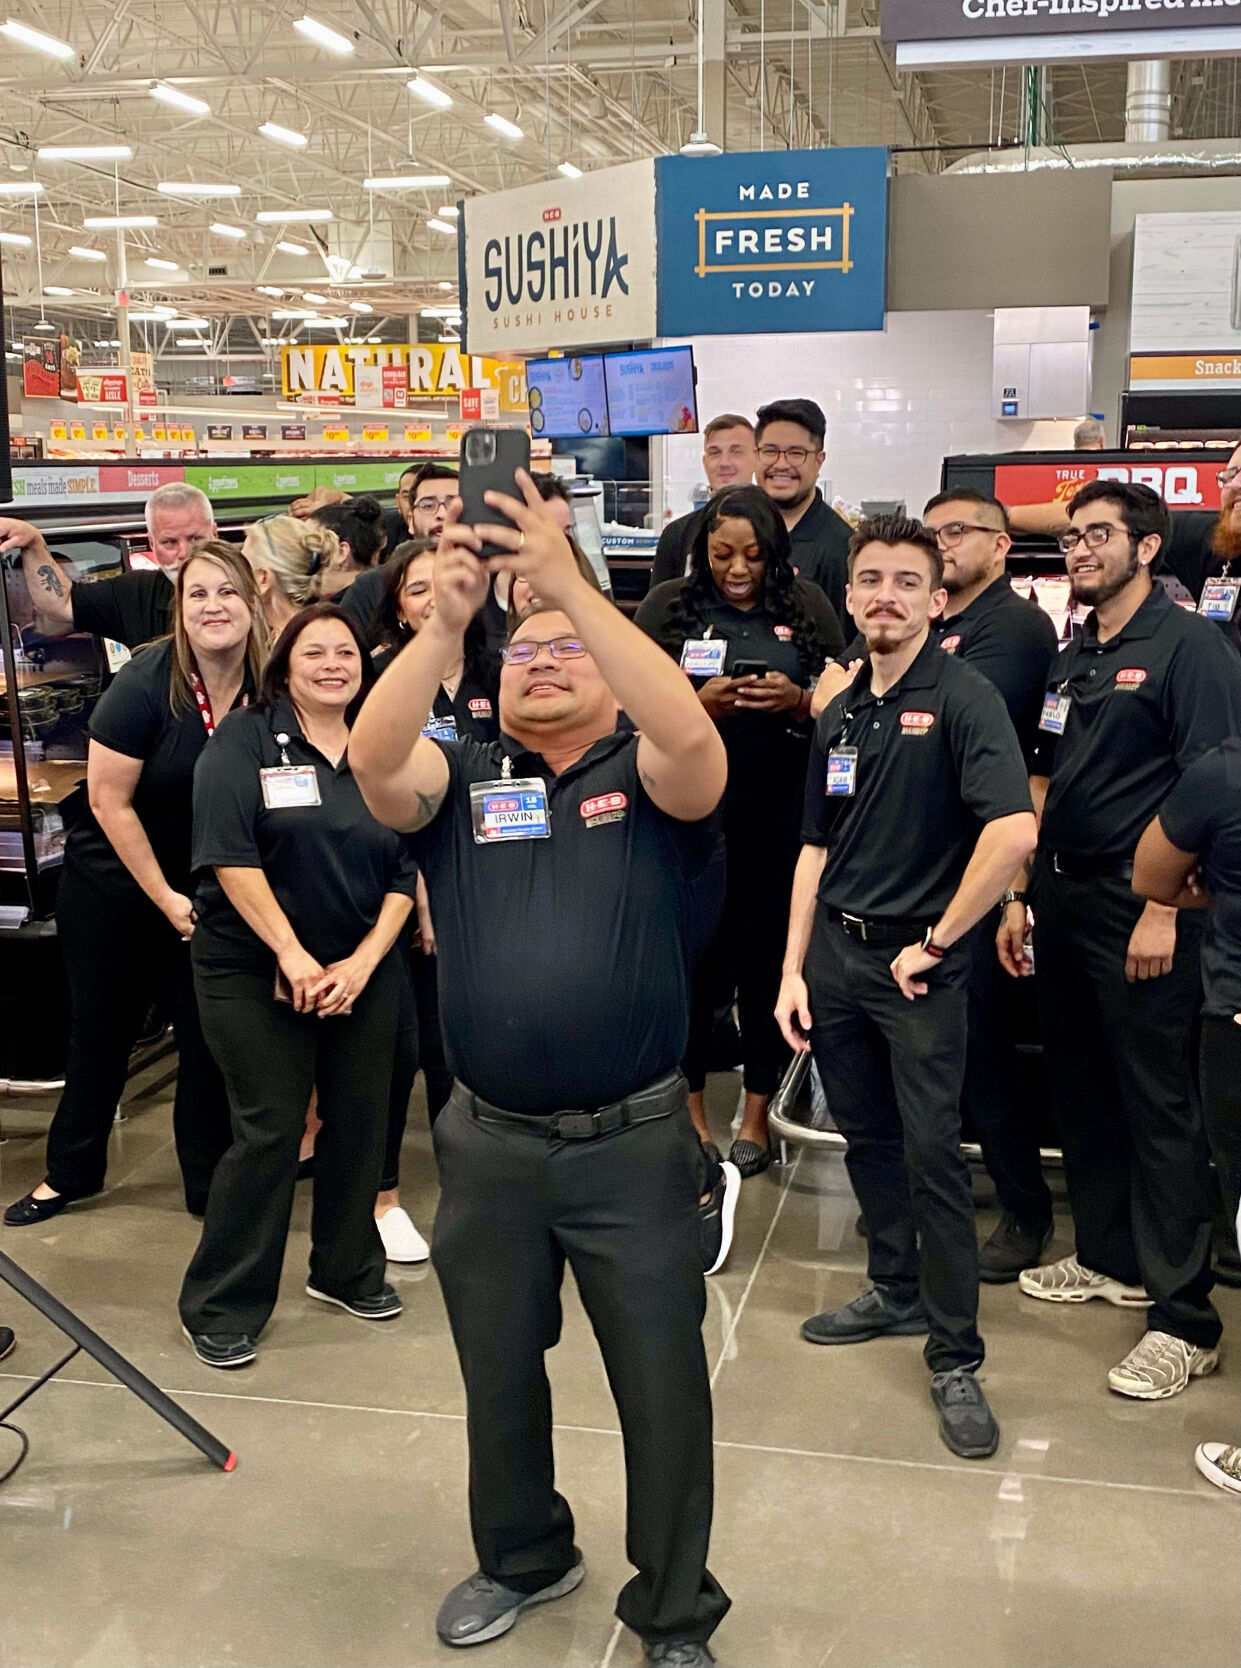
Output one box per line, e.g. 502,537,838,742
380,942,419,1193
46,862,231,1210
805,914,984,1373
179,950,401,1337
430,1082,730,1647
1031,865,1219,1348
1200,1016,1241,1245
962,904,1053,1229
381,943,451,1190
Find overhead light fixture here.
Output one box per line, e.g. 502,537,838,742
427,217,457,235
68,244,106,260
209,221,246,238
557,161,582,179
0,230,32,246
260,336,287,345
150,83,211,116
349,300,372,313
436,204,459,217
293,14,354,53
484,113,523,141
258,122,308,149
407,76,452,109
0,18,74,58
364,173,451,190
34,319,56,332
257,284,285,296
129,309,178,321
679,133,722,157
84,213,157,228
300,290,327,304
420,305,462,318
680,0,722,158
145,256,181,271
43,284,73,296
275,240,308,255
0,181,43,196
166,316,209,328
305,316,349,328
438,280,454,291
157,181,241,198
37,144,132,161
256,207,331,223
272,307,320,319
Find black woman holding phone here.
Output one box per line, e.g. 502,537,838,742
4,541,265,1228
636,486,843,1174
178,603,418,1369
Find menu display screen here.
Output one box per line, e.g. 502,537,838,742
602,347,698,437
526,355,609,438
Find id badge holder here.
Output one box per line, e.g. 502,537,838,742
1039,690,1070,736
470,755,551,843
825,746,858,797
1199,579,1240,622
422,714,459,742
680,637,727,678
260,765,321,809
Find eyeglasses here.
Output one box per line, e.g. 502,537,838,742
930,520,1002,548
1219,466,1241,488
756,444,812,465
1057,522,1132,555
414,494,457,515
500,635,588,665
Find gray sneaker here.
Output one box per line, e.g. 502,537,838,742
801,1285,928,1345
930,1367,999,1460
436,1558,585,1647
645,1644,717,1666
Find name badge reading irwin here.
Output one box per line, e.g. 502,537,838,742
826,747,858,797
1039,693,1070,736
260,765,321,809
1199,580,1241,623
680,638,727,678
470,777,551,843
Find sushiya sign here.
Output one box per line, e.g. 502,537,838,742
881,0,1241,63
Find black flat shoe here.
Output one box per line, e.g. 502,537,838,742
3,1186,95,1227
727,1138,772,1179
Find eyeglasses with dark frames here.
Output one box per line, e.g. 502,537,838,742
500,635,589,665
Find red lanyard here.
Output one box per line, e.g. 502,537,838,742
188,671,248,738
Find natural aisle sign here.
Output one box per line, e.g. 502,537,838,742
280,341,517,404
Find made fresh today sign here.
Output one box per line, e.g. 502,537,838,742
655,148,888,337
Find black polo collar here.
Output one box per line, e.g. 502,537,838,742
495,726,632,784
940,572,1014,629
1079,581,1170,650
843,630,946,707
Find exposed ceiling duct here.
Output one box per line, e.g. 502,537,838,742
946,136,1241,179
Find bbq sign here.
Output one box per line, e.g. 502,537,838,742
655,148,888,337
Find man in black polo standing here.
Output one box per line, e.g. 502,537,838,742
999,480,1241,1401
777,515,1037,1460
754,397,854,624
349,475,730,1666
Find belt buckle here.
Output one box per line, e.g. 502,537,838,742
555,1110,600,1140
842,912,868,942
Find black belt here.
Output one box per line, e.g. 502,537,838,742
1047,851,1134,881
454,1071,684,1140
834,912,934,947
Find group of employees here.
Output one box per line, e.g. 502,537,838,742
0,413,1238,1666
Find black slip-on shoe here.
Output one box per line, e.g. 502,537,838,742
931,1367,999,1459
727,1138,772,1178
436,1558,585,1646
801,1285,929,1345
180,1324,257,1369
305,1282,402,1320
4,1186,97,1227
978,1214,1054,1285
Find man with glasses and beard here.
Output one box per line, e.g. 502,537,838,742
753,398,854,625
338,464,460,646
999,481,1241,1402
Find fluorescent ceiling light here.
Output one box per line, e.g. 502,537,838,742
427,217,457,235
438,280,454,291
407,76,452,109
292,14,353,53
349,300,372,313
157,181,241,198
129,310,178,321
0,18,74,58
300,291,327,304
43,285,73,296
484,113,523,141
166,317,209,328
257,285,285,296
0,181,43,197
557,161,582,179
260,337,286,345
420,305,461,318
893,26,1241,70
271,307,320,319
436,204,459,217
365,335,381,343
275,240,308,255
150,83,210,116
37,144,132,161
364,173,451,190
209,221,246,238
256,207,331,223
145,256,181,271
68,244,106,260
84,214,157,228
258,122,308,149
0,230,32,246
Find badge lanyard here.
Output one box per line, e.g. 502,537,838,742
680,623,727,679
469,751,551,844
188,670,249,738
1039,680,1071,736
1199,561,1240,623
826,708,859,798
259,729,322,810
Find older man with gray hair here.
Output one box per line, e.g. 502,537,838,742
0,483,216,647
1074,418,1106,451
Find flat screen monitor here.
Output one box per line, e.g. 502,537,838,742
602,346,698,438
525,355,609,439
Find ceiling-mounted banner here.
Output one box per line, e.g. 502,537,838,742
656,147,888,337
880,0,1241,66
463,159,657,354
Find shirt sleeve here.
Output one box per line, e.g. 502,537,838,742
963,605,1059,729
385,833,422,900
1163,512,1217,601
1163,623,1241,770
71,571,167,647
191,712,265,871
947,671,1035,824
796,580,845,661
649,519,690,591
633,581,683,660
1157,748,1226,857
833,629,866,670
800,712,834,847
87,648,164,760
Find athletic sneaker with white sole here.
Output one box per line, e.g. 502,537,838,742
1018,1253,1147,1307
1194,1441,1241,1494
1108,1330,1220,1399
436,1558,585,1646
376,1206,430,1264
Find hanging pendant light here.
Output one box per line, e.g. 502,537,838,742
680,0,722,156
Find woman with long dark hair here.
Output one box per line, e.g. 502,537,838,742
374,538,499,742
637,485,843,1174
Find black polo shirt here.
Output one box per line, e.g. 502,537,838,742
70,568,173,648
1031,585,1241,862
1158,740,1241,1019
369,646,500,744
1161,509,1241,651
803,634,1032,923
410,729,720,1112
191,699,419,974
649,506,707,592
66,638,249,899
336,562,389,649
784,491,854,626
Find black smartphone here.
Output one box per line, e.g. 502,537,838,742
731,659,769,680
457,426,532,558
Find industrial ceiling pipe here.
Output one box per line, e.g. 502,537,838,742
1126,58,1172,144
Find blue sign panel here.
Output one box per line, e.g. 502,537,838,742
655,147,888,337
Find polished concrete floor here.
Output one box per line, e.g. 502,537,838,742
1,1060,1238,1668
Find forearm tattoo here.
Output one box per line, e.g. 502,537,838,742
35,563,65,599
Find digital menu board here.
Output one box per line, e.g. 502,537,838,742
526,355,609,438
602,347,698,437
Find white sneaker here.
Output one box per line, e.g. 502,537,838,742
1018,1253,1147,1308
1194,1442,1241,1494
1108,1330,1220,1400
376,1207,430,1264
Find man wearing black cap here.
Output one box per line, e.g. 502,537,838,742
754,397,854,625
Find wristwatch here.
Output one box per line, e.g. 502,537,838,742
921,926,946,961
1000,890,1027,910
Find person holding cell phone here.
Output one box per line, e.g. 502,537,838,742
636,486,843,1175
177,604,418,1370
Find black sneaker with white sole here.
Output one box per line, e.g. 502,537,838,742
305,1282,402,1320
978,1214,1053,1285
181,1324,257,1369
436,1557,585,1647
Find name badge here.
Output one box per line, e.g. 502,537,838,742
1039,693,1070,736
680,638,727,678
470,776,551,843
826,747,858,797
260,765,321,809
1199,579,1240,622
422,714,458,742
